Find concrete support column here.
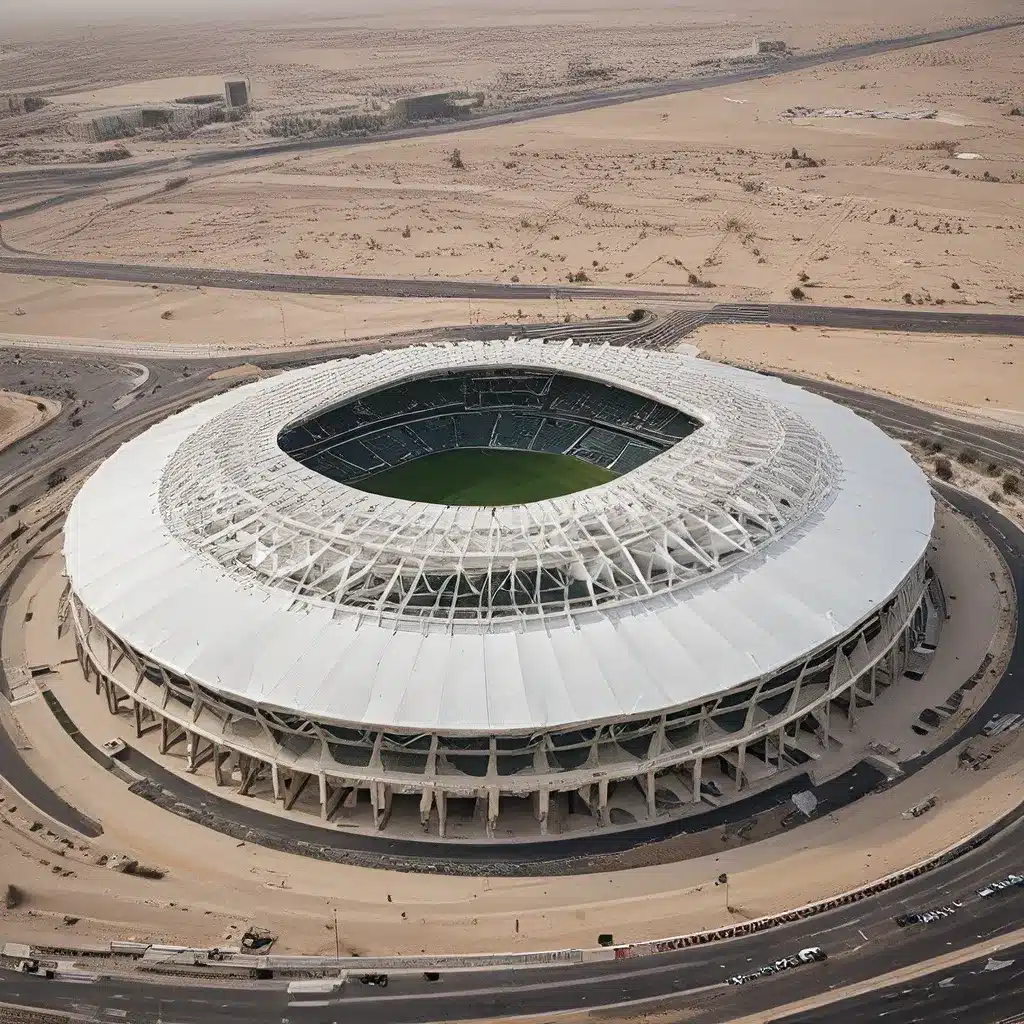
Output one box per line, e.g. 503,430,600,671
436,790,447,838
533,789,549,835
134,700,143,739
847,683,857,726
185,730,197,771
645,769,656,819
777,726,786,768
318,773,327,820
597,777,609,826
870,665,877,701
486,788,499,839
692,757,703,803
735,744,746,793
271,763,281,803
419,788,434,832
283,771,311,811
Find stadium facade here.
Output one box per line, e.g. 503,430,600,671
62,340,939,840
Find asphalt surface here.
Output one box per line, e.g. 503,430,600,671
773,940,1024,1024
2,833,1024,1023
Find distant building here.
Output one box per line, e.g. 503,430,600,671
224,79,251,109
389,91,482,124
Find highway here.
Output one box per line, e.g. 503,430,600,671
1,827,1024,1023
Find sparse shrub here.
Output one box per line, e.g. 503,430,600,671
741,180,762,193
95,145,131,163
401,225,412,238
7,504,19,516
510,274,519,282
931,440,944,453
798,271,810,283
957,449,978,466
985,461,1000,475
951,280,960,290
934,457,954,481
124,862,166,880
4,884,23,909
627,308,647,322
724,216,743,233
903,292,914,304
989,489,1003,503
23,96,47,113
70,416,83,428
1004,473,1020,495
790,286,806,300
567,269,590,283
448,148,465,170
45,468,67,490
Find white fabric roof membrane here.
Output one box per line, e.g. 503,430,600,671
64,340,934,734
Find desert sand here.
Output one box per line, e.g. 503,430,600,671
5,23,1023,315
0,389,59,454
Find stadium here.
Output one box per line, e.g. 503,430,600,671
62,339,939,841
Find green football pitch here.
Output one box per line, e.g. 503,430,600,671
357,448,617,505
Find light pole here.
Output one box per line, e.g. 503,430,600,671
333,907,340,962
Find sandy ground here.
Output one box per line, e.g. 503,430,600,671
3,0,1019,162
692,323,1024,421
0,501,1016,956
0,276,629,354
0,390,59,455
7,24,1023,315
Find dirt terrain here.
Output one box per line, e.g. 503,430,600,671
3,0,1020,164
5,24,1023,317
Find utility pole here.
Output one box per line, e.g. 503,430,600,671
333,907,340,962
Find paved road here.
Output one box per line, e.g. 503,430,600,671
772,940,1024,1024
2,849,1024,1023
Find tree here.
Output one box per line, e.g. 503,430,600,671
934,457,953,481
448,148,465,170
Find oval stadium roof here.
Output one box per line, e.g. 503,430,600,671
64,340,934,735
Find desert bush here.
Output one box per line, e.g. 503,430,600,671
567,269,590,283
7,504,19,516
985,461,1000,475
741,180,762,193
95,145,131,163
627,308,647,322
1004,473,1020,495
23,96,47,113
989,489,1003,503
125,863,166,880
401,225,412,238
957,449,978,466
449,148,465,170
934,457,954,481
45,468,67,490
724,216,743,232
903,292,914,304
4,884,23,909
790,286,806,300
798,271,810,283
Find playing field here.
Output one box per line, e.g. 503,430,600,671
357,449,617,505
